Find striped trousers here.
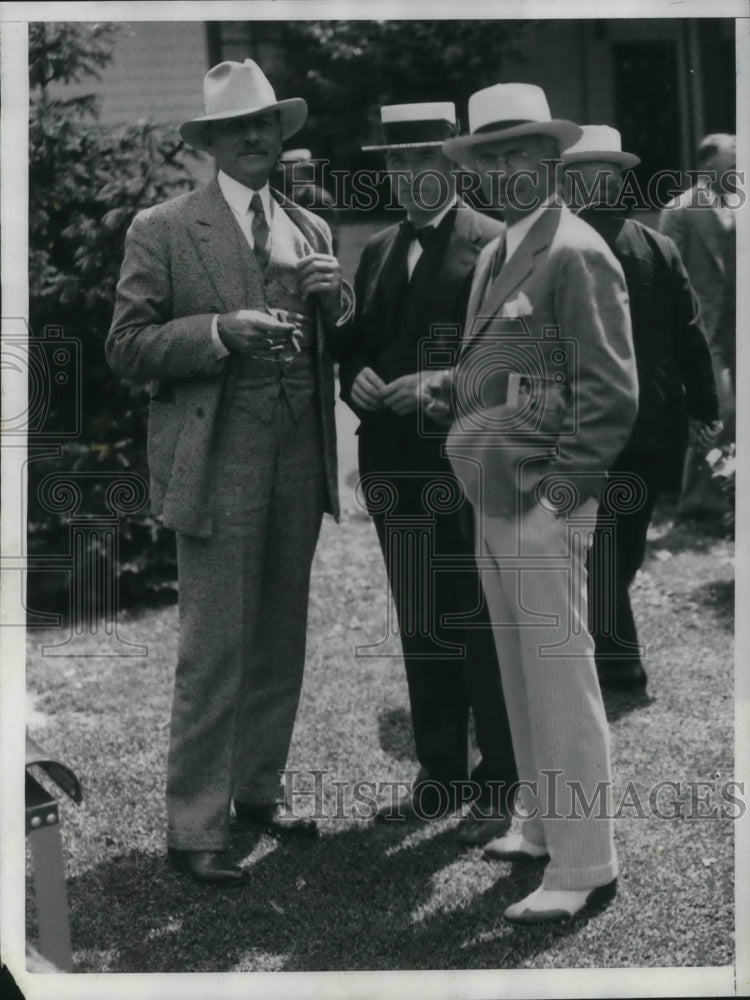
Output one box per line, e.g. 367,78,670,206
477,497,618,891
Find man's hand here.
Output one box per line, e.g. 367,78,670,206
217,309,302,355
422,369,455,427
298,253,343,320
689,418,724,450
381,373,422,415
351,366,386,412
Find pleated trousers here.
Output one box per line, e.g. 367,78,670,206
166,392,325,850
477,498,618,890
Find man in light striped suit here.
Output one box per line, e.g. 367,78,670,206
440,84,638,925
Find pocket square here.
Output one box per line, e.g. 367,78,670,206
501,291,533,319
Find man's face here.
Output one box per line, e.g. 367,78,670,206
565,159,624,208
385,147,455,215
204,111,283,189
473,135,559,212
703,146,736,195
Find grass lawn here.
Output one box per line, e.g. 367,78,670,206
25,475,736,975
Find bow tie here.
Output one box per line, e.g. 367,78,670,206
399,219,440,248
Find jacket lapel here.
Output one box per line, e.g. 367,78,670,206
431,206,488,316
467,205,563,341
187,180,252,313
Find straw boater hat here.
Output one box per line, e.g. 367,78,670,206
562,125,641,169
442,83,582,162
180,59,307,153
362,103,458,152
279,148,313,163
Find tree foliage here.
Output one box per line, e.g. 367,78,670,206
277,19,536,165
28,22,197,617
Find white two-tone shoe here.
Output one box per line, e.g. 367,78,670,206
482,832,550,862
503,879,617,926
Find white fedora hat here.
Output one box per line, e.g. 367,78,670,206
180,59,307,152
362,102,458,151
443,83,582,162
562,125,641,168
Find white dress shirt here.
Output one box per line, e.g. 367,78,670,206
211,172,273,357
217,169,273,247
210,169,354,357
405,197,458,279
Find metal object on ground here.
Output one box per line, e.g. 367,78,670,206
25,735,82,973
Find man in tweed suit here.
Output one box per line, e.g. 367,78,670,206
107,60,351,884
441,84,638,924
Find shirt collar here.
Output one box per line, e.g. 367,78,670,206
505,197,553,259
217,170,272,218
406,195,458,232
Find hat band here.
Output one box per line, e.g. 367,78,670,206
473,118,536,135
381,119,457,145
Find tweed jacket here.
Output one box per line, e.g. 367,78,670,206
446,203,639,517
107,180,341,537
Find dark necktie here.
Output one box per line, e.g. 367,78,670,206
490,239,507,282
399,218,440,249
249,192,270,269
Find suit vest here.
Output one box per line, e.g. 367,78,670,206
232,202,318,422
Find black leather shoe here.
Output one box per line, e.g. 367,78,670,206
233,802,318,838
597,661,648,691
374,779,457,823
167,849,248,886
457,811,513,846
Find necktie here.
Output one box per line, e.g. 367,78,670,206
490,240,507,282
249,192,270,269
399,218,439,249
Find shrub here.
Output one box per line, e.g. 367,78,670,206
28,22,198,619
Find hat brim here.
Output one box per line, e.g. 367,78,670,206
442,120,583,163
361,139,448,152
562,150,641,169
179,97,308,151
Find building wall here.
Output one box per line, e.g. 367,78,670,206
51,17,733,183
58,21,210,128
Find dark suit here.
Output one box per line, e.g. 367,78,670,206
339,204,517,809
578,207,719,678
659,182,735,514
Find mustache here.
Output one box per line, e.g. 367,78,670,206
237,145,269,155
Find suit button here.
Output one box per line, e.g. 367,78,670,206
196,407,204,417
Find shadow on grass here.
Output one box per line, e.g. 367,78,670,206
377,706,416,764
647,502,731,556
602,687,654,723
66,820,609,973
687,578,734,631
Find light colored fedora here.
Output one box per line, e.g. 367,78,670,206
443,83,582,162
180,59,307,152
562,125,641,168
362,102,458,151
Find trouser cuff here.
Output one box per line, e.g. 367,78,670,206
541,858,619,891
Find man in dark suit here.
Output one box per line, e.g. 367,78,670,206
659,133,736,517
563,126,721,690
107,59,351,884
339,103,517,846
